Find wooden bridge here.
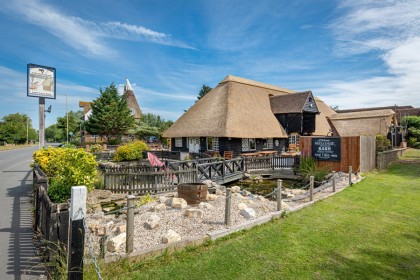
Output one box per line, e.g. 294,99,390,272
102,155,299,194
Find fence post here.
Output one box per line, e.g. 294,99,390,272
68,186,87,280
349,166,352,186
310,176,314,201
277,179,282,211
126,195,135,253
225,188,232,226
332,171,336,192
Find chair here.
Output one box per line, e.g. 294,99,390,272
223,151,233,160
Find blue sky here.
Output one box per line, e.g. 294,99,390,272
1,0,419,129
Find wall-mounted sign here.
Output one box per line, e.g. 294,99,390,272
312,137,341,161
27,64,56,99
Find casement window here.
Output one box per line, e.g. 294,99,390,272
174,138,183,148
242,138,256,151
289,133,300,146
207,137,219,151
262,138,273,150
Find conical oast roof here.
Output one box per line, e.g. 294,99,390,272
124,79,142,120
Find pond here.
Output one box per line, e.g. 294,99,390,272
227,178,304,196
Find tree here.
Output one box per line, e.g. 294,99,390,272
402,116,420,147
196,85,212,101
56,110,83,142
85,83,135,142
0,113,36,144
45,124,64,142
132,113,174,140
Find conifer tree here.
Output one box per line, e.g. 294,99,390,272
85,83,135,141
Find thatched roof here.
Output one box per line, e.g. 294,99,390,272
328,109,396,136
270,91,316,114
124,79,142,120
313,97,336,136
163,75,293,138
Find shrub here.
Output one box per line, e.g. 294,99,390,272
113,140,149,162
33,147,98,203
299,155,330,183
376,135,391,152
108,138,122,145
88,144,103,153
413,142,420,149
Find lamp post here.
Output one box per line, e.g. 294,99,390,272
66,94,69,144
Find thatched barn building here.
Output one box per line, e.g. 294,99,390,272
163,75,335,157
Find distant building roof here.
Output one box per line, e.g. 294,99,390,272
270,91,318,114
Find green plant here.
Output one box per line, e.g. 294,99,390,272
299,155,330,183
136,193,157,207
113,140,149,162
89,144,103,153
108,138,122,145
413,142,420,149
33,147,98,203
376,134,391,152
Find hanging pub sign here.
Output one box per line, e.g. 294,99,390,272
311,137,341,161
27,63,56,99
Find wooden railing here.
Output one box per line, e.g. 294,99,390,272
102,167,197,194
244,155,299,171
196,158,244,183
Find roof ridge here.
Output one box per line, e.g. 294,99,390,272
220,75,296,94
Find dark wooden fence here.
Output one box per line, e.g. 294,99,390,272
33,165,69,261
244,155,299,171
196,158,245,184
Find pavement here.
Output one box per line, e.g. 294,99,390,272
0,146,45,279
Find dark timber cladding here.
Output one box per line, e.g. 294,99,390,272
270,91,319,135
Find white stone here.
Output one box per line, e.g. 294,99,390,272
162,229,181,244
241,190,251,196
206,194,218,201
202,180,213,188
231,186,241,193
106,233,126,252
232,193,243,198
257,196,267,202
152,203,167,212
183,209,204,218
145,214,160,229
198,202,214,210
237,202,247,210
211,182,219,188
240,207,256,219
215,189,224,195
168,197,188,209
113,224,126,235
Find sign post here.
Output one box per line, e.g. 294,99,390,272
27,64,56,148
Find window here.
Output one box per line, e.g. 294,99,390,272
242,138,256,151
207,137,219,151
263,138,273,150
174,138,182,148
289,133,300,146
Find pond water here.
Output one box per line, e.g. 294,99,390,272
227,179,303,196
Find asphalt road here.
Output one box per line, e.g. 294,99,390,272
0,146,45,279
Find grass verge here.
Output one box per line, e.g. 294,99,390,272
85,149,420,280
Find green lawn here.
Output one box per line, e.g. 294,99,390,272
87,149,420,280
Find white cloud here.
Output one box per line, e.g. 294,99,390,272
4,0,194,57
321,0,420,109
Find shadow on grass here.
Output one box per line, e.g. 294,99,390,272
322,248,420,279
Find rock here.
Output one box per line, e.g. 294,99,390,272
113,224,126,235
216,189,224,195
158,196,168,203
244,173,251,178
211,182,219,188
198,202,214,210
231,186,241,193
206,194,218,201
237,202,247,210
107,233,126,252
232,193,243,198
145,214,160,229
240,207,256,219
167,197,188,209
92,210,105,219
183,209,204,218
256,196,267,202
241,190,251,196
162,229,181,244
202,180,213,188
152,203,167,212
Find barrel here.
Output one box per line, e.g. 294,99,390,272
177,183,208,205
